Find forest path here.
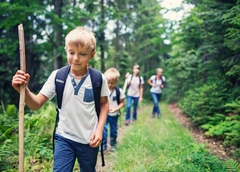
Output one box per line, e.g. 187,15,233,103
95,103,230,172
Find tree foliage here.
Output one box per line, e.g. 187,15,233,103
0,0,169,104
167,0,240,155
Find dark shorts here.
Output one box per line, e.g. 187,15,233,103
53,134,99,172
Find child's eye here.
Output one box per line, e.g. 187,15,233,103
69,51,74,55
80,53,86,56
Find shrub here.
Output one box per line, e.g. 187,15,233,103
180,84,240,148
0,102,55,171
179,84,227,125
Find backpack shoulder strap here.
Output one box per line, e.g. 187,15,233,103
127,74,133,89
55,65,71,109
89,67,102,118
88,67,105,166
115,86,120,105
138,76,142,89
130,74,133,82
161,76,165,82
53,65,70,154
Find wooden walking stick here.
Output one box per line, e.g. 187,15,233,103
18,23,26,172
122,72,129,94
120,72,130,127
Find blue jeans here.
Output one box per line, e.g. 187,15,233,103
125,96,139,121
54,134,98,172
103,115,119,149
151,92,162,116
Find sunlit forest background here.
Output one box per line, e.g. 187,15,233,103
0,0,240,171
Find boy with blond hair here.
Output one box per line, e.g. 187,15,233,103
103,67,125,152
12,26,109,171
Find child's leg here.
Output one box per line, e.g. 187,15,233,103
132,97,139,121
150,92,156,116
125,96,132,124
75,143,99,172
151,92,159,116
102,116,109,150
53,135,76,172
109,116,118,148
156,93,162,117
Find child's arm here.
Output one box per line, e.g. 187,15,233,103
89,96,109,148
161,76,165,88
139,84,143,102
12,70,48,110
109,98,125,113
148,78,156,87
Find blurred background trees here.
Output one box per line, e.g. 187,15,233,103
1,0,239,121
0,0,170,105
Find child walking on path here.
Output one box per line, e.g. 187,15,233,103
12,27,109,172
125,64,144,125
148,68,166,118
102,68,125,153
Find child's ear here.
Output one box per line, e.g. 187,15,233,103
91,51,96,58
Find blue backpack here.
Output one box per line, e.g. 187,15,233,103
53,65,105,166
114,86,121,105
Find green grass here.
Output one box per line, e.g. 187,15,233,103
1,102,233,171
108,103,226,172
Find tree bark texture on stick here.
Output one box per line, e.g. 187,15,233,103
18,23,26,172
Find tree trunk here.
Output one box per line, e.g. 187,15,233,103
53,0,63,69
115,20,120,69
100,0,105,72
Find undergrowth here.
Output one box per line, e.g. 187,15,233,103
109,103,233,172
1,102,239,171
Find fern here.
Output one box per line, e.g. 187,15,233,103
224,100,240,114
224,159,240,172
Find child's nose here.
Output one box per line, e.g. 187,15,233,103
73,54,79,60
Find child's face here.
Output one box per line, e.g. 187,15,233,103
65,44,95,72
107,79,117,90
157,70,163,76
133,66,140,74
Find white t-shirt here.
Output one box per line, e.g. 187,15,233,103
39,69,109,144
108,88,125,116
149,75,166,94
127,75,144,97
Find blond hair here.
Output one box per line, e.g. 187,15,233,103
133,64,140,70
104,67,120,81
156,68,163,73
65,27,96,53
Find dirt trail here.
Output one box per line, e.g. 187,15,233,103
168,103,232,161
96,103,233,171
96,114,135,172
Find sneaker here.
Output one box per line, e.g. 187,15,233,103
125,120,130,126
103,149,108,154
110,146,116,152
